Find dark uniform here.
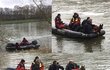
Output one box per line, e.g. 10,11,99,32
66,61,79,70
48,61,64,70
82,17,93,34
49,64,64,70
31,62,40,70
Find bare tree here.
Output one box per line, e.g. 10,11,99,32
33,0,51,24
0,4,51,21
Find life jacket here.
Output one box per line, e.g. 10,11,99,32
16,63,25,70
55,17,61,25
55,17,65,29
70,18,80,25
39,62,44,70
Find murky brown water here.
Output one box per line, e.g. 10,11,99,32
52,0,110,70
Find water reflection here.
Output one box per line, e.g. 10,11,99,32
56,36,63,53
52,35,105,53
3,22,50,38
82,37,104,52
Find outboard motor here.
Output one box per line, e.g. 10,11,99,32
98,24,103,33
31,40,38,45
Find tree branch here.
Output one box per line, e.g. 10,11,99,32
33,0,51,24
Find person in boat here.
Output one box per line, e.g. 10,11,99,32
69,13,81,31
31,56,44,70
16,42,20,49
20,38,29,45
55,14,66,29
48,60,64,70
82,17,93,34
66,61,79,70
82,17,103,34
16,59,26,70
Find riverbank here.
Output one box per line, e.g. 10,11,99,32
0,19,48,24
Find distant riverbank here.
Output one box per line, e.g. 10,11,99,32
0,19,48,24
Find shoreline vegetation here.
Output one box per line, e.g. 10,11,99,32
0,4,51,24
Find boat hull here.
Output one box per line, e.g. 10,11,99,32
6,44,40,51
52,28,105,38
6,40,40,51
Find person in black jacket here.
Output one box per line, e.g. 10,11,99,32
66,61,79,70
31,61,40,70
31,56,40,70
31,56,44,70
48,61,64,70
82,17,93,34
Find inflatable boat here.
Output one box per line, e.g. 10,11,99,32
52,28,105,38
6,40,40,51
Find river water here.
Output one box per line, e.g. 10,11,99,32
52,0,110,70
0,0,110,70
0,21,51,70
